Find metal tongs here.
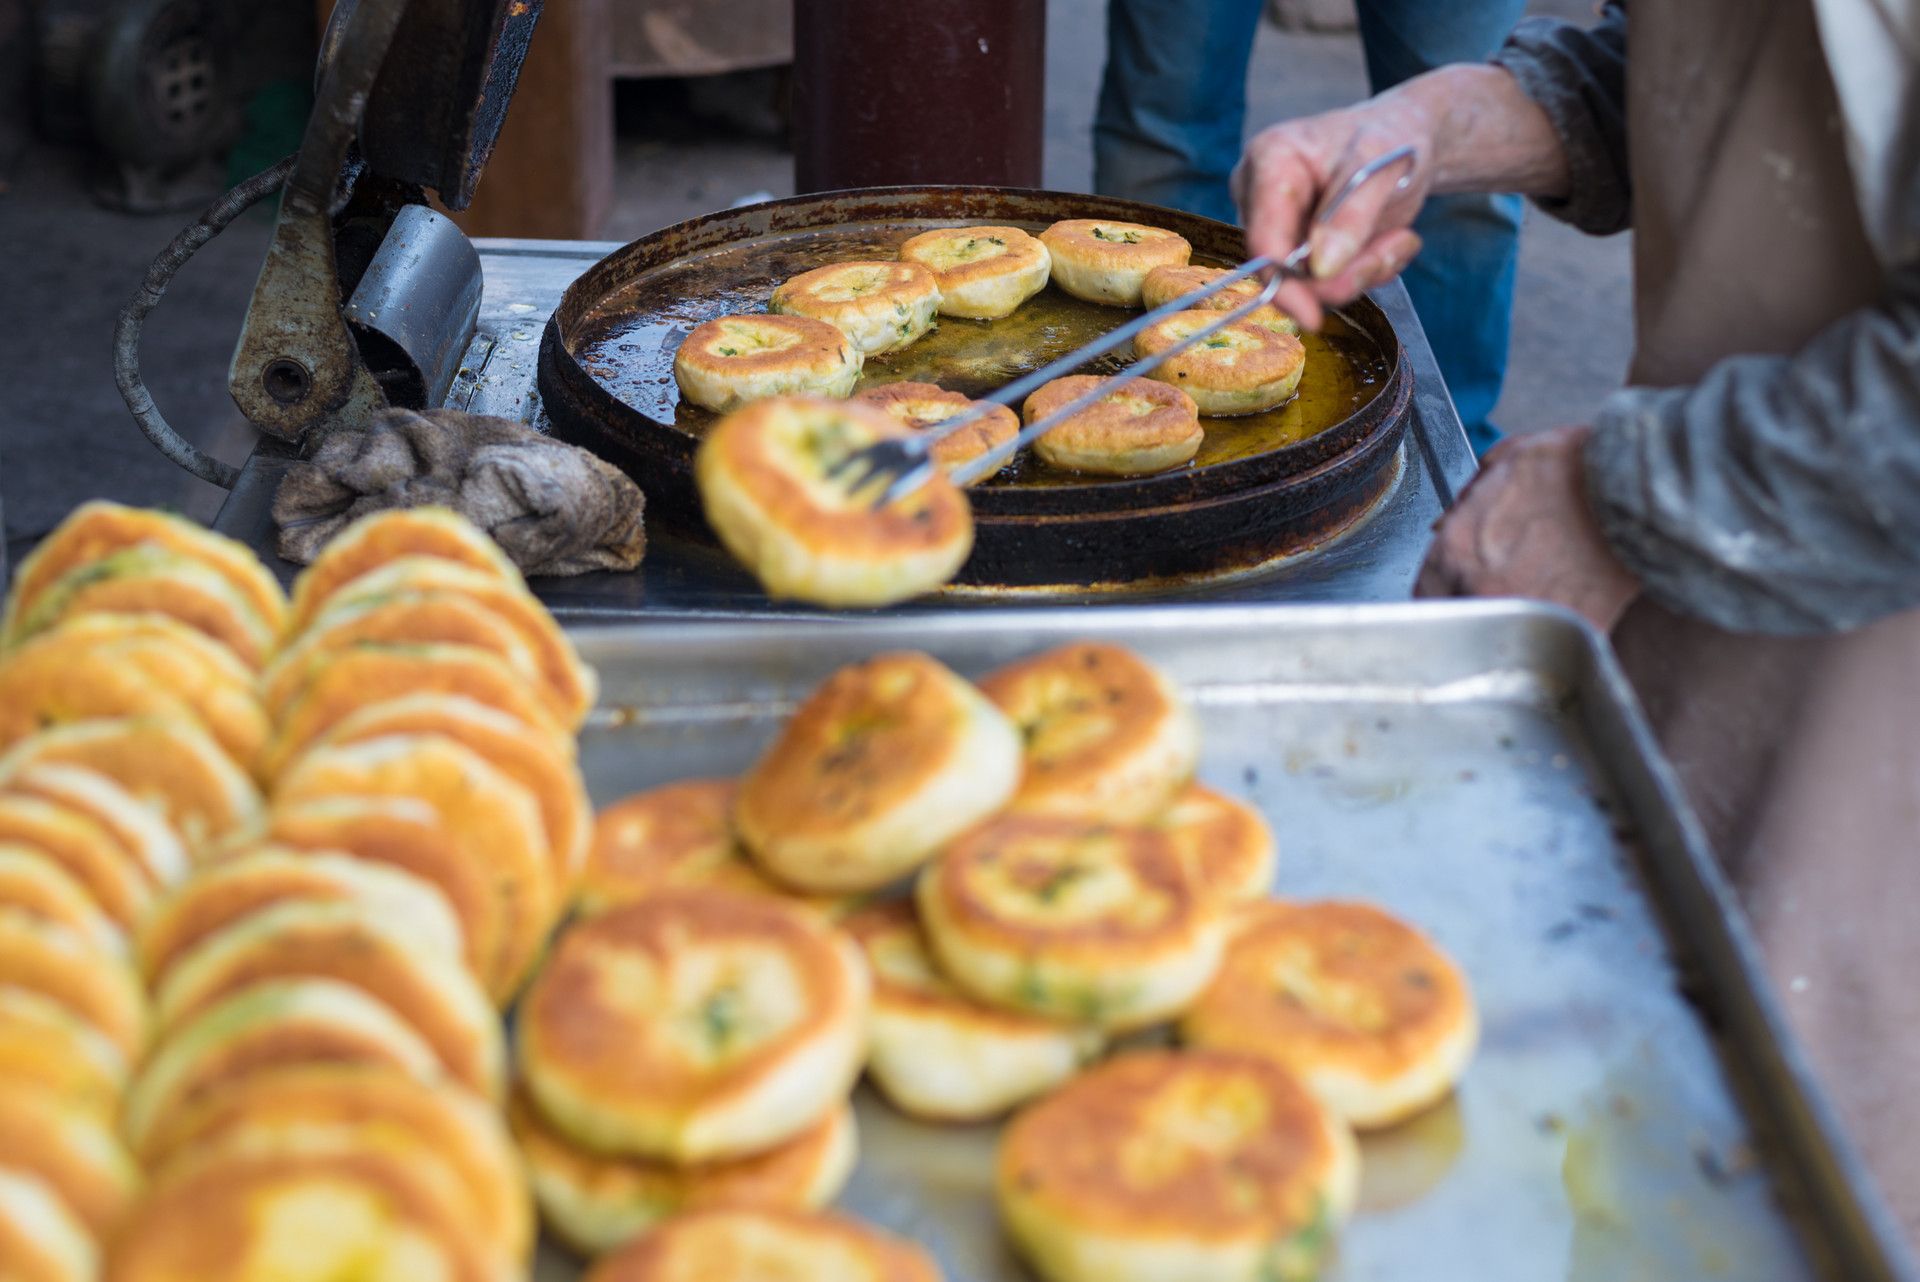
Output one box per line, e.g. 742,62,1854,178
831,144,1418,508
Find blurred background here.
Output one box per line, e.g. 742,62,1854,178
0,0,1628,567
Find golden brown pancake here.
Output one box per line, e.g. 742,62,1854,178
0,988,130,1121
0,795,155,931
915,815,1225,1031
137,847,463,988
518,890,869,1163
9,547,276,668
2,501,286,646
997,1050,1357,1282
1,764,189,894
0,717,263,858
770,260,942,355
1140,265,1298,334
0,633,201,756
584,1208,942,1282
0,847,125,957
260,797,506,988
0,1168,96,1282
735,652,1023,894
1133,311,1307,416
262,642,571,780
852,382,1021,483
1023,375,1203,476
1038,220,1192,307
104,1142,498,1282
137,1063,530,1264
579,779,847,918
898,225,1052,320
273,735,555,1001
674,313,864,413
844,900,1104,1121
1156,784,1276,906
511,1091,856,1257
695,396,975,608
285,506,523,634
1180,900,1478,1128
0,911,146,1058
0,1087,140,1239
306,695,590,889
310,556,597,729
979,642,1200,823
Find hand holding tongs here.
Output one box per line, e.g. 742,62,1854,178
829,143,1418,509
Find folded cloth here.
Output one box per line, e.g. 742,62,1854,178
272,408,646,576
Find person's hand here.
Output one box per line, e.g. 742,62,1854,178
1232,95,1437,331
1415,425,1643,631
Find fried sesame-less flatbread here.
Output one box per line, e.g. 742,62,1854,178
9,547,276,669
0,911,147,1059
0,988,129,1121
0,719,263,858
3,502,286,645
2,765,190,890
0,633,196,755
0,793,158,930
286,508,523,633
261,643,570,780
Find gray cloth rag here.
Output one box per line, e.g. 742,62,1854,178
272,408,646,576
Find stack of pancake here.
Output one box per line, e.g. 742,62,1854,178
568,641,1480,1282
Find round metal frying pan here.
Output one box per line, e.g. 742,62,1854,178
538,186,1412,590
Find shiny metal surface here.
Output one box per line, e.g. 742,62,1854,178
342,203,485,409
537,603,1914,1282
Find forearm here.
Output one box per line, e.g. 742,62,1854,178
1387,66,1571,201
1585,266,1920,634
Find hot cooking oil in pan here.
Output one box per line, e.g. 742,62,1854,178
575,223,1392,488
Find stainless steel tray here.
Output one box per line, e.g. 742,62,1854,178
551,602,1915,1281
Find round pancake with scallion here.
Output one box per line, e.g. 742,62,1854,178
584,1207,941,1282
1,764,189,895
306,694,590,888
314,555,597,727
1180,900,1478,1129
0,847,125,957
980,642,1200,824
0,635,202,757
260,796,505,988
1141,265,1298,334
579,778,848,918
518,890,870,1164
273,735,555,1000
996,1049,1357,1282
119,976,443,1156
0,988,130,1121
8,546,277,668
1157,783,1276,906
104,1141,497,1282
137,847,465,988
1134,310,1306,416
512,1091,857,1257
845,900,1105,1121
916,815,1225,1031
286,506,523,634
151,898,503,1099
695,396,975,608
262,642,571,780
2,501,286,647
853,382,1020,483
1039,219,1192,307
674,313,865,413
770,260,942,356
0,717,263,857
735,652,1023,894
0,1167,96,1282
1024,375,1203,476
136,1063,530,1263
0,911,147,1058
899,225,1052,320
0,1088,140,1240
0,795,155,932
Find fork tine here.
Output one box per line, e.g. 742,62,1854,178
872,459,935,510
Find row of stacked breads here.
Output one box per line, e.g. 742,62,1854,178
0,500,1476,1282
675,220,1311,607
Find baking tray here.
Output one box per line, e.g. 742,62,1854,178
548,602,1916,1281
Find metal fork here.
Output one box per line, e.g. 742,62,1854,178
828,143,1418,508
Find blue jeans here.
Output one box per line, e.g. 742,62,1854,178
1094,0,1526,455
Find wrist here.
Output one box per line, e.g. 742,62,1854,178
1386,65,1570,198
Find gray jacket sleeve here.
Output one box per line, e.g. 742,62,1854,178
1490,2,1630,235
1585,262,1920,635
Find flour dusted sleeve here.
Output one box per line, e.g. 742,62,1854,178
1490,2,1630,235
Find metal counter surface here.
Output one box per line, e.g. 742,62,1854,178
530,603,1913,1282
214,239,1477,617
